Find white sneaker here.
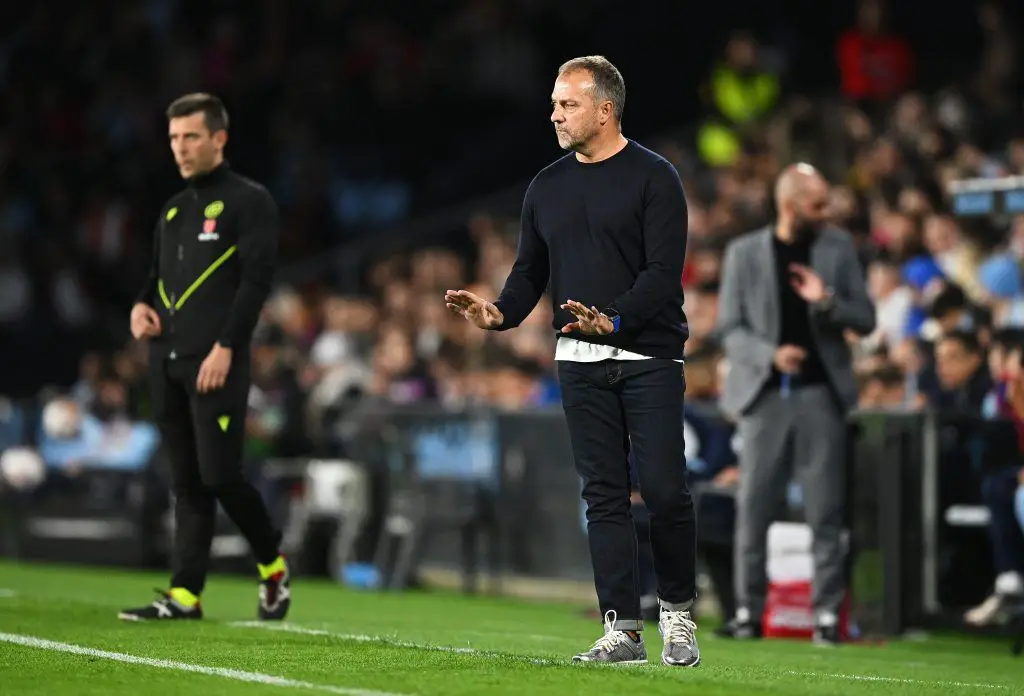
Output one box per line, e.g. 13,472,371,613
964,572,1024,626
658,606,700,667
965,593,1004,626
572,611,647,665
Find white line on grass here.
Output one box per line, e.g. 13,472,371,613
0,632,407,696
787,671,1008,690
231,621,556,666
0,589,16,598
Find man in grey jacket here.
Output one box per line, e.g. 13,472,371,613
715,163,875,645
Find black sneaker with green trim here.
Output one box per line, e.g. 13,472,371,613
118,589,203,621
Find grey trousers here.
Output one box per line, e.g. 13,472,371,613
734,384,847,620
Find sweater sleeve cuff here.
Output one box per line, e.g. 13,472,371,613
489,300,511,331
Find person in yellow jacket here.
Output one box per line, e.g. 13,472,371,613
697,33,780,168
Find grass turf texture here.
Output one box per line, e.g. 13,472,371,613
0,560,1021,695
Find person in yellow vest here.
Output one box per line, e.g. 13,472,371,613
698,33,780,168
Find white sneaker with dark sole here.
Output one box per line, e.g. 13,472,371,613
572,610,647,665
658,607,700,667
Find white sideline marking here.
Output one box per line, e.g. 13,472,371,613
0,589,16,598
787,671,1008,690
0,632,407,696
232,621,555,666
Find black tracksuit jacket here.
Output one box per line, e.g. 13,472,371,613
136,162,278,360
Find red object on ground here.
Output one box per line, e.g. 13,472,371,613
762,580,852,640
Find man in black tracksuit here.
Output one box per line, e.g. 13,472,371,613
119,93,290,622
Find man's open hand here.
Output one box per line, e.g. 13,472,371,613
130,303,162,340
444,289,504,329
788,264,828,303
560,300,614,335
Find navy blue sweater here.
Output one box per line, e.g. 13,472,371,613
492,140,689,359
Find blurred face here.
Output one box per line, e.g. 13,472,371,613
935,338,979,389
375,329,414,375
726,37,756,72
787,177,830,238
871,141,899,175
686,291,719,338
898,188,930,217
489,369,537,410
858,0,882,34
885,214,917,256
418,297,449,332
323,297,350,332
169,112,225,179
989,343,1007,380
893,95,926,136
384,283,413,319
692,250,722,283
867,262,899,300
827,186,857,223
923,215,956,255
551,70,609,152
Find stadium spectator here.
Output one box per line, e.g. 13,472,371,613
837,0,914,107
966,331,1024,625
858,363,908,408
923,331,992,413
717,164,875,645
864,254,913,351
697,32,780,168
246,325,310,462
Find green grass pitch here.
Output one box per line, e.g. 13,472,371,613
0,560,1021,695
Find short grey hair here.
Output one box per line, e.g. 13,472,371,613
557,55,626,123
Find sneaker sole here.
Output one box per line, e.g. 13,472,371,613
117,612,202,621
571,658,648,665
663,656,701,667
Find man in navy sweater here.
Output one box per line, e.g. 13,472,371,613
445,56,698,667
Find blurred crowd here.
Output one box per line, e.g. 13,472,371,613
0,0,622,393
1,0,1023,627
3,0,1021,448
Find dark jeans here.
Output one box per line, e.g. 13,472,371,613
981,467,1024,576
150,355,280,595
558,358,697,631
